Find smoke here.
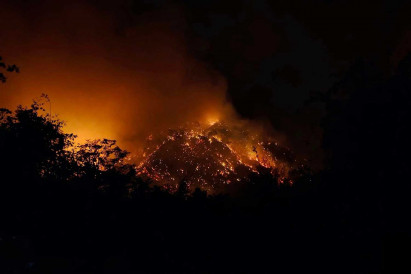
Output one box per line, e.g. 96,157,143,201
0,0,236,155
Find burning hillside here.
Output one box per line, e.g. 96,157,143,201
137,121,299,193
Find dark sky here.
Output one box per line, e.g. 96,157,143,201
180,0,411,162
183,0,410,110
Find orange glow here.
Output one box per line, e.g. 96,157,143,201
0,1,230,154
0,1,299,191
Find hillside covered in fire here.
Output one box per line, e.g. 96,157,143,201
138,121,299,193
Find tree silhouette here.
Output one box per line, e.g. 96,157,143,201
0,56,19,83
75,139,130,174
0,99,74,185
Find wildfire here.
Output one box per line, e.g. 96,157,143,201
137,121,298,193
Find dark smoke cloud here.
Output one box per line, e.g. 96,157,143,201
182,0,411,167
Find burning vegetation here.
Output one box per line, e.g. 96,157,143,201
137,120,300,193
2,94,305,195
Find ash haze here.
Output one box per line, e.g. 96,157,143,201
0,0,237,157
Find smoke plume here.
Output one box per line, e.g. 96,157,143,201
0,0,238,156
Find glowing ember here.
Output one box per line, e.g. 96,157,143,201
137,121,297,193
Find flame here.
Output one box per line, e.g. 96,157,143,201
205,114,220,126
137,120,297,193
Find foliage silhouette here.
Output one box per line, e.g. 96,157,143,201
0,56,19,83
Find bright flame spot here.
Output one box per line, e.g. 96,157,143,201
206,115,220,126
